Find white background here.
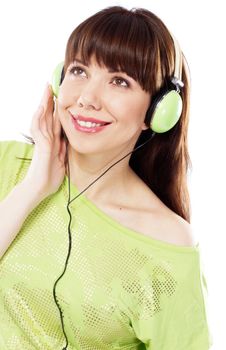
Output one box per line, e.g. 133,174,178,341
0,0,225,348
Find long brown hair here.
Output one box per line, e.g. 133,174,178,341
22,6,192,222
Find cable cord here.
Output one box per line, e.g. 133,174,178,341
52,131,156,349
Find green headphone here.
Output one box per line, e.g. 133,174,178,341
51,36,184,133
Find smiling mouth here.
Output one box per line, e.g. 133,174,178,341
70,112,111,126
71,115,112,133
76,119,108,127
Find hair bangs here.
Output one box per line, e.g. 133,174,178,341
64,10,162,94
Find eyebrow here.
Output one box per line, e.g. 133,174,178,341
74,57,125,74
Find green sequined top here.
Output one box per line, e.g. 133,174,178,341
0,141,213,349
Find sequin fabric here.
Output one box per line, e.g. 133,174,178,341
0,141,213,349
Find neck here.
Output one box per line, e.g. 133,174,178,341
66,143,136,202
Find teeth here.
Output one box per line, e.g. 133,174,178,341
77,120,102,128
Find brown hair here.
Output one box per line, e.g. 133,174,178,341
22,6,192,222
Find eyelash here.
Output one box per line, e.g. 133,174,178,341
68,65,130,88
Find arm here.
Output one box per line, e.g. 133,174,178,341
0,180,46,259
0,86,66,260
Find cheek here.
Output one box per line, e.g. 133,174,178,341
107,98,129,121
57,80,74,108
109,96,149,124
106,94,139,118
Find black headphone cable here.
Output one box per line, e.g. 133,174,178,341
52,131,156,350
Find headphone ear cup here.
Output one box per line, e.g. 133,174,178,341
149,90,183,133
51,61,64,98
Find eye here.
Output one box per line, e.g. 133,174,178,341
112,77,130,88
68,65,86,76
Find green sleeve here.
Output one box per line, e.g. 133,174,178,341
0,140,33,201
122,254,213,350
161,268,213,349
0,141,14,201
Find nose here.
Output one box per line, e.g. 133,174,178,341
76,79,102,111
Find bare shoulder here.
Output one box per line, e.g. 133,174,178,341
130,180,198,247
139,206,198,248
103,173,198,248
164,211,197,247
139,204,198,248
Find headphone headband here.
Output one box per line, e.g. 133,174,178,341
170,34,184,90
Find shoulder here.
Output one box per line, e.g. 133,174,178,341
0,140,33,200
119,173,198,248
140,205,197,248
164,211,197,247
141,206,197,248
0,140,33,157
133,182,197,247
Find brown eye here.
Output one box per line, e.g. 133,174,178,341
69,66,86,76
112,77,130,88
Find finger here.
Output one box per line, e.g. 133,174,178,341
44,85,54,135
59,138,67,164
52,100,62,137
39,83,50,109
37,84,55,138
30,105,44,138
30,84,49,138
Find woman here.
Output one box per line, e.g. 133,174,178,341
0,6,212,350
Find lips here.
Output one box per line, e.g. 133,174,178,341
70,112,111,125
71,116,111,133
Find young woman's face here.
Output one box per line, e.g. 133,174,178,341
56,55,151,156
